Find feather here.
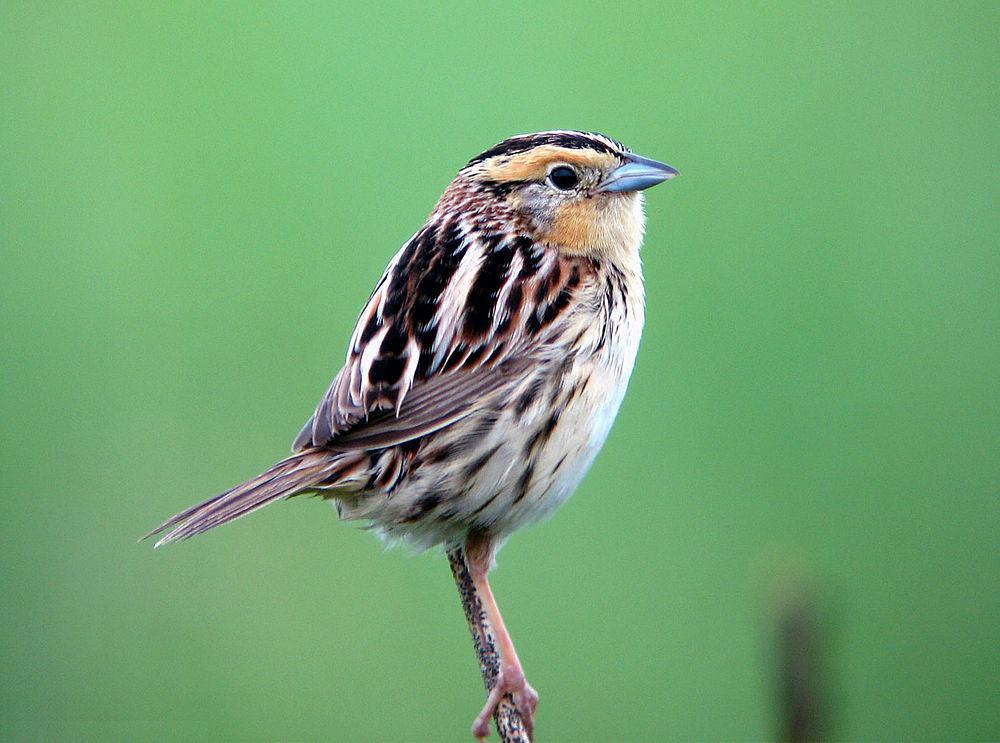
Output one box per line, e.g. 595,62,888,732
144,451,336,547
294,224,585,453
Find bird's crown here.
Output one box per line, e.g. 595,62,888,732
462,130,629,186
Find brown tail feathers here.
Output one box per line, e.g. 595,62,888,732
144,450,336,548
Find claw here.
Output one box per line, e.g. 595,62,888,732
471,665,538,741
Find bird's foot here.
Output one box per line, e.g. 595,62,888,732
472,664,538,741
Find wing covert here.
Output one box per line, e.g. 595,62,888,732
293,221,594,453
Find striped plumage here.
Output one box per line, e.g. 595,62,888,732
147,130,677,740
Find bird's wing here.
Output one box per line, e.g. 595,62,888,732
293,222,591,452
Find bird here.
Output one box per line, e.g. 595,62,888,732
146,130,677,740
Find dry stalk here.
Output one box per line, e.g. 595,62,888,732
447,548,531,743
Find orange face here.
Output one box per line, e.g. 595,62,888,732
468,145,646,258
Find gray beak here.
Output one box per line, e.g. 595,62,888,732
595,153,679,193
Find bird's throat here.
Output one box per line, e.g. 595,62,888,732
540,193,646,259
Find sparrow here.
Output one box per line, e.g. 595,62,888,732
147,130,677,739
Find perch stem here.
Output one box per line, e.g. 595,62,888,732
447,547,531,743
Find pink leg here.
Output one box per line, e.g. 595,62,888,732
465,536,539,741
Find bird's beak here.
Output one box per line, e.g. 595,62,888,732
595,153,679,193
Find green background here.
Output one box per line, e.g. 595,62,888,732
2,2,997,740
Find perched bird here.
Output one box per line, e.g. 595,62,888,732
147,130,677,739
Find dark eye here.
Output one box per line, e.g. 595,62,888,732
548,166,579,190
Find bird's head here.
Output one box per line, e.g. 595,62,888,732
445,130,678,259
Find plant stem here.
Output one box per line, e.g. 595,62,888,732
447,547,531,742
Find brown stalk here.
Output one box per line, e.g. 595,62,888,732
447,548,531,742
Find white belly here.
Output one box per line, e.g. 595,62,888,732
506,354,639,530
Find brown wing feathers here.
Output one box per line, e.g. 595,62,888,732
298,222,551,452
144,450,337,546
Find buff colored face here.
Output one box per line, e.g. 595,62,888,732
470,145,647,258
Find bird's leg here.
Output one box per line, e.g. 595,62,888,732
464,534,538,741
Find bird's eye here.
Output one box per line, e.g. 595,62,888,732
547,166,579,190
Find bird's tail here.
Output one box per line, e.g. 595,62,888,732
144,450,338,547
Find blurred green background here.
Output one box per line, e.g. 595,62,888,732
2,2,997,741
